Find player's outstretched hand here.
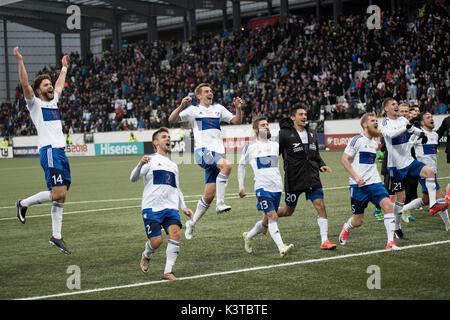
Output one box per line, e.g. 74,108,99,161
14,46,22,61
233,97,244,108
182,208,194,219
180,95,192,109
139,155,151,166
61,55,70,68
239,188,247,198
320,166,332,173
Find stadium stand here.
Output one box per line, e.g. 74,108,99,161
0,1,448,138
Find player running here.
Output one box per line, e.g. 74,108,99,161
238,117,294,258
168,83,243,240
339,113,399,250
400,112,449,230
130,127,193,280
277,105,337,250
380,98,448,240
14,46,72,254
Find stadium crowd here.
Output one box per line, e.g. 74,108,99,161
0,1,448,138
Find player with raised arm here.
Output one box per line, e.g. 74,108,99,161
401,112,449,230
14,46,72,254
380,98,448,240
168,83,243,240
130,127,193,280
238,117,294,258
339,113,399,250
277,105,337,250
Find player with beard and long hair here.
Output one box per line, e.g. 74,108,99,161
339,113,400,250
14,46,72,254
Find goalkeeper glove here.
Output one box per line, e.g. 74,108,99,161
419,132,428,144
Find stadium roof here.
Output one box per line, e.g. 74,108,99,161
0,0,230,32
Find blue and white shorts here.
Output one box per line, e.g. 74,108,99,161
350,182,390,215
285,188,324,207
142,208,182,239
255,188,282,214
194,147,224,184
39,145,71,191
388,160,426,192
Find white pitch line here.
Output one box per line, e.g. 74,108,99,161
0,195,255,222
15,239,450,300
2,176,449,210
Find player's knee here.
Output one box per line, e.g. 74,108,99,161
421,167,435,178
150,236,163,249
51,190,66,203
217,158,232,174
267,211,278,220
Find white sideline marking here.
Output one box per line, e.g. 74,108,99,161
15,239,450,300
1,176,449,210
0,195,254,221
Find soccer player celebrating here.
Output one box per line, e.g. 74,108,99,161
14,46,72,254
339,113,399,250
277,106,337,250
380,98,448,239
130,127,193,280
401,112,450,230
238,117,294,258
168,83,243,240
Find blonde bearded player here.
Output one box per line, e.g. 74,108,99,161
339,113,399,250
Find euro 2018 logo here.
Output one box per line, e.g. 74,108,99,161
366,5,381,30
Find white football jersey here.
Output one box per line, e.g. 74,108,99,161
238,139,283,193
25,92,66,150
179,103,234,154
343,133,382,187
131,153,186,212
380,116,414,170
410,129,439,173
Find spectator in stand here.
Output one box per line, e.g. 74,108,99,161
3,1,448,135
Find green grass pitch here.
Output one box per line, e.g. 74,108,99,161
0,150,449,300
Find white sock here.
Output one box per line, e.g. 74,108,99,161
402,198,424,212
317,216,329,244
21,191,52,207
192,197,209,225
438,210,450,228
51,201,64,239
164,239,180,274
268,219,284,251
394,201,404,230
247,220,265,239
344,217,354,232
436,199,449,227
425,178,437,207
215,173,229,207
143,240,155,259
383,213,395,243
